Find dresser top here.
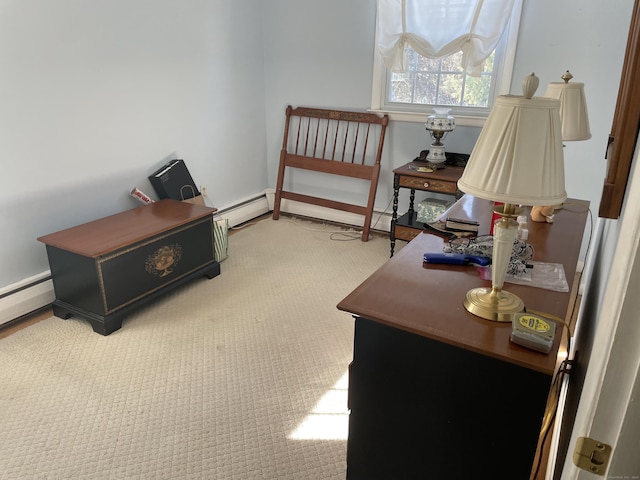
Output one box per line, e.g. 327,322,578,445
38,200,216,257
338,196,590,375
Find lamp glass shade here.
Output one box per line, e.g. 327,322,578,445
457,94,567,207
544,82,591,141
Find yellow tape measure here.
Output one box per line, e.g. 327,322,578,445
510,313,557,353
519,314,551,332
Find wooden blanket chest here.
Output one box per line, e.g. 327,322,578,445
38,200,220,335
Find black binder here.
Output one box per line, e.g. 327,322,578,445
148,159,200,200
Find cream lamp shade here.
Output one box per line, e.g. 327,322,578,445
544,71,591,141
458,88,567,206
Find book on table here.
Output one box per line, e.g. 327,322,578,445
444,217,480,232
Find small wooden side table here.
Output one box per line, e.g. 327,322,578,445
390,161,464,256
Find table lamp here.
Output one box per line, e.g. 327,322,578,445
457,73,566,321
425,108,456,163
544,70,591,142
527,70,591,221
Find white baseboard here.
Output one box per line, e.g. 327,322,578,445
215,194,271,227
0,273,55,326
276,198,393,234
215,190,393,233
0,192,390,326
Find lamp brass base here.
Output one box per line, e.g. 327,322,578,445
463,287,525,322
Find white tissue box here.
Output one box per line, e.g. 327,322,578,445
416,197,453,224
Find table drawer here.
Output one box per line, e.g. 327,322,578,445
394,225,421,242
398,175,457,194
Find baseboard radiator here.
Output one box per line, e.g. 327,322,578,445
0,190,394,326
0,274,56,326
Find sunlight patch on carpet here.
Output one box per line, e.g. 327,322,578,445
288,370,349,441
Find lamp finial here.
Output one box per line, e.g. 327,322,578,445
561,70,573,83
522,73,539,99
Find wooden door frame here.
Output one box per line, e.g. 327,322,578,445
599,0,640,218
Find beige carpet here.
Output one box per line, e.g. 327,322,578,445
0,217,400,480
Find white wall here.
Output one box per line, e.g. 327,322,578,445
0,0,267,288
262,0,633,242
511,0,632,213
261,0,481,215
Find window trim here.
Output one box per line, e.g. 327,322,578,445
369,0,523,128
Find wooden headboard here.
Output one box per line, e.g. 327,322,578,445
272,105,389,241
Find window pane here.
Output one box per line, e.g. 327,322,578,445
404,48,419,70
483,53,495,73
385,47,498,110
441,52,463,72
463,75,491,107
438,74,463,105
416,55,440,71
390,72,414,103
414,73,438,104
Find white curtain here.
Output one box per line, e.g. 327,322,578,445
376,0,516,76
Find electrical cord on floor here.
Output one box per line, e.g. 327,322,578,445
221,188,398,241
228,216,270,231
370,196,394,231
225,211,384,241
283,216,364,241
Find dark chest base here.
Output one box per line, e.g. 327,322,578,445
51,261,220,336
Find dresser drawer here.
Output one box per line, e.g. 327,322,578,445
398,175,458,194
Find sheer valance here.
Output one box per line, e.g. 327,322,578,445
376,0,516,76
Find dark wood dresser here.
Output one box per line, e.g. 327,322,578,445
38,200,220,335
338,197,590,479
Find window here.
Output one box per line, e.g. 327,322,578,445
389,48,495,107
371,0,523,127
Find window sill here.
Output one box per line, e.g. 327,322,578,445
368,109,487,128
